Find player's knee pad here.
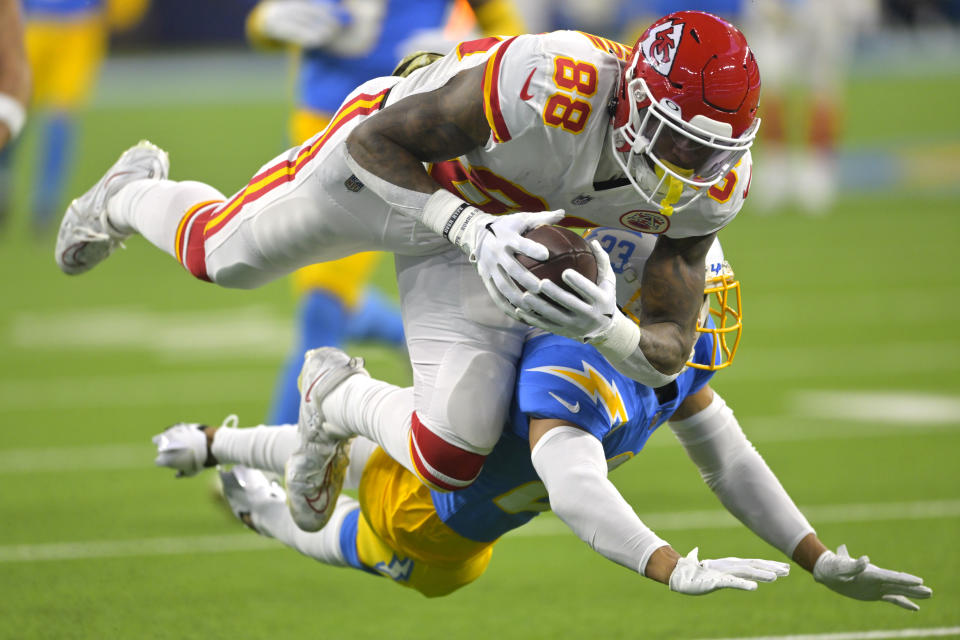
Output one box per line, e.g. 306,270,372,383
409,413,488,492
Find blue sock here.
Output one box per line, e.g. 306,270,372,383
345,289,405,346
338,507,378,575
266,290,349,425
33,113,73,230
0,140,15,224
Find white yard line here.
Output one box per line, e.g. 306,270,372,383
510,499,960,537
0,444,153,473
3,498,951,564
696,627,960,640
793,391,960,425
9,306,291,359
0,534,277,563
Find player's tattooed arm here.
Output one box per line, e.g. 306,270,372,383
345,64,491,194
637,233,713,374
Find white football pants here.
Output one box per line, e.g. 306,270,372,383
108,76,525,489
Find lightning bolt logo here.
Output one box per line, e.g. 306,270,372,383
528,361,628,426
375,554,415,583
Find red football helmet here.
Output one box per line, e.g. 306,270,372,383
612,11,761,211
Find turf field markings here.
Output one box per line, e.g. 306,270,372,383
720,342,960,381
0,443,153,473
642,418,958,450
0,534,277,563
510,499,960,538
0,369,276,411
3,499,957,563
792,391,960,425
695,626,960,640
4,418,955,473
9,306,291,358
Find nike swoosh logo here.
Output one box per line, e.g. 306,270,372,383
519,69,536,101
549,392,580,414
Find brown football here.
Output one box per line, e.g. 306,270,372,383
517,225,598,294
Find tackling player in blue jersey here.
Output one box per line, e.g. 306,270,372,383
154,228,932,606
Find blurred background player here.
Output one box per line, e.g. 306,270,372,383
154,229,930,608
0,0,30,230
244,0,525,427
0,0,149,236
739,0,879,214
0,0,29,151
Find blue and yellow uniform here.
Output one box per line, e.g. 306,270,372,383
257,0,526,425
340,328,718,597
0,0,148,231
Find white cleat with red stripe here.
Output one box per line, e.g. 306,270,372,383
285,347,368,532
55,140,169,275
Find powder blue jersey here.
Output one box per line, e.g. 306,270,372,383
299,0,451,114
22,0,102,16
431,329,718,542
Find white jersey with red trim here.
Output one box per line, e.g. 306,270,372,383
387,31,752,239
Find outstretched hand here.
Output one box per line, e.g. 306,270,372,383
669,547,790,595
813,544,932,611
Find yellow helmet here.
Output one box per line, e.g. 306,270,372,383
584,227,742,371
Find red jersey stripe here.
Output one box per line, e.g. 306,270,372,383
203,88,390,239
183,203,220,281
175,200,222,266
482,36,517,144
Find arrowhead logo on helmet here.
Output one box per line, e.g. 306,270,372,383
640,20,684,76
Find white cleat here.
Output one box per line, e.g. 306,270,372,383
55,140,169,275
153,415,237,477
219,466,285,533
285,347,367,532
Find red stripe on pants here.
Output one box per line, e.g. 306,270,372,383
410,412,487,492
184,206,217,282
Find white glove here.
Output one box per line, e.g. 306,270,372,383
701,556,791,582
669,548,786,595
254,0,344,48
472,209,566,319
813,544,932,611
419,190,564,318
515,239,619,340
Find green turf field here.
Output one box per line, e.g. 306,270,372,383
1,60,958,640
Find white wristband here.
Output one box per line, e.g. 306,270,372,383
0,93,26,140
422,188,493,256
591,313,679,388
589,311,640,358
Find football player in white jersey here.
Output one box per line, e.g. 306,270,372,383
55,12,761,534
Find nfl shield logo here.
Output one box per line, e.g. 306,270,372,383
620,209,671,234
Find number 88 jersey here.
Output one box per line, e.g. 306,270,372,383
390,31,750,239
